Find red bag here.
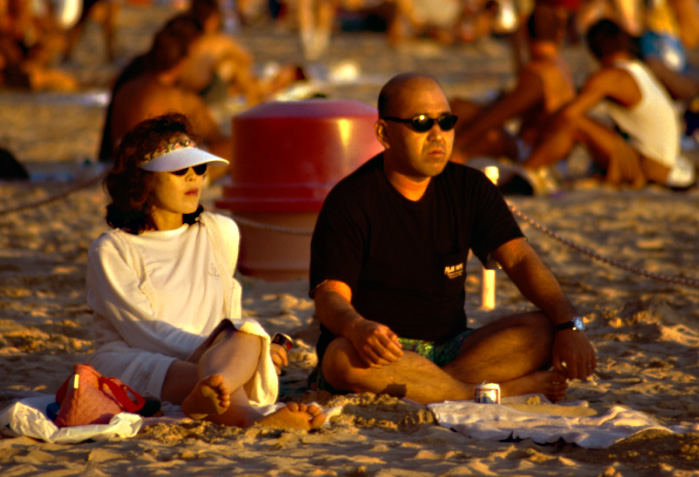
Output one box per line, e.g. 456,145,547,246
54,363,146,427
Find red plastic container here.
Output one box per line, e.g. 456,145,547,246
216,99,383,280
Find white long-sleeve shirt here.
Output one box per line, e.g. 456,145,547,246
86,212,277,404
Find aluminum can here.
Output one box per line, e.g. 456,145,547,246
474,383,501,404
272,332,293,351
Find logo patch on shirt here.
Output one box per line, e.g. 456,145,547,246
444,262,464,279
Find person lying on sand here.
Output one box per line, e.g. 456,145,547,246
309,73,596,405
449,4,575,165
86,113,325,430
522,18,696,190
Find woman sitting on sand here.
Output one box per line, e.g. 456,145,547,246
86,113,325,430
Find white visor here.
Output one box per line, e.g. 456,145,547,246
140,144,229,172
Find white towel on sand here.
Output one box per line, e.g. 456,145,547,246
428,395,680,448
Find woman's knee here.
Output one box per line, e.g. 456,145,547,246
161,359,198,404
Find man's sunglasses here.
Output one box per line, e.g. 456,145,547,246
382,113,458,133
170,164,208,176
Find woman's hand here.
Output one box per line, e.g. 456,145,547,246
270,343,289,375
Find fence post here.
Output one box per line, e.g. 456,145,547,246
481,166,499,310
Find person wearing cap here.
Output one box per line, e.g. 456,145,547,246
310,73,596,405
86,113,325,430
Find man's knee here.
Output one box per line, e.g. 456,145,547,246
479,311,553,347
321,338,365,391
496,310,551,329
520,311,555,352
519,311,554,338
527,311,553,329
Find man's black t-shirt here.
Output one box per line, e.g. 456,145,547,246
310,154,523,362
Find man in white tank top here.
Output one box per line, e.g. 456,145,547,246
522,18,695,190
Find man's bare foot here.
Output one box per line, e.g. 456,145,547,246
501,370,568,402
181,375,231,419
257,402,326,430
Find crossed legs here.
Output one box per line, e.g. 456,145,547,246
321,311,567,405
162,326,324,430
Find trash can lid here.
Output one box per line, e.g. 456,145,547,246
235,99,378,119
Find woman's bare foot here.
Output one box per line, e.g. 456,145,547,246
257,402,326,430
501,370,568,402
181,374,231,419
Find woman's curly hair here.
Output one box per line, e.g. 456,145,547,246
104,113,204,234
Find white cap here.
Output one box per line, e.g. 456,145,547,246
139,137,229,172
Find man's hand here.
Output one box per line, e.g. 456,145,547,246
552,331,596,380
270,343,289,375
313,279,403,367
349,318,403,368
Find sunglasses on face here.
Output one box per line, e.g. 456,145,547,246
382,113,458,133
169,164,208,176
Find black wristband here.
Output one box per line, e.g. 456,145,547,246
554,316,585,332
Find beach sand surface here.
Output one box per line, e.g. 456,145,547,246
1,3,698,476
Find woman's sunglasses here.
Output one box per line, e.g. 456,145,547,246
382,113,458,133
170,164,208,176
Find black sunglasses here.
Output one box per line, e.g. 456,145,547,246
382,113,458,133
170,164,208,176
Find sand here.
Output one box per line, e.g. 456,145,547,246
1,3,698,476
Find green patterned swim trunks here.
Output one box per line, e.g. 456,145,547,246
398,329,474,367
309,329,474,393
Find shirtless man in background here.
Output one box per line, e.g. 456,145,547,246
107,16,231,178
449,4,575,164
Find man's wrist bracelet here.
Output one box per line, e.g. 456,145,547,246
554,316,585,333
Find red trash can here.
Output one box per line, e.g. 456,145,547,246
216,99,383,280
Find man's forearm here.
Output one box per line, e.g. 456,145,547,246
509,256,578,325
314,288,364,338
496,239,577,324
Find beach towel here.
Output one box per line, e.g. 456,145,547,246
428,394,687,449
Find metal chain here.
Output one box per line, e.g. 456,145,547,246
506,200,699,290
229,214,314,235
1,173,696,289
0,171,106,217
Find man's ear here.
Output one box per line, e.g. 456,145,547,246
375,120,390,149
